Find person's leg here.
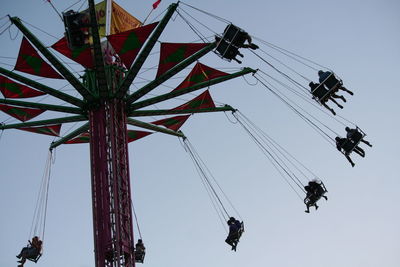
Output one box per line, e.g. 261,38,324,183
361,139,373,147
331,93,347,102
345,155,355,167
328,97,344,109
322,103,336,115
340,86,354,95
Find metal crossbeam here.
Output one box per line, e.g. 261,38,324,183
0,67,85,108
129,105,234,117
125,43,216,104
10,17,96,102
0,99,83,114
50,123,89,149
0,115,87,130
127,118,185,138
116,3,179,99
130,67,256,110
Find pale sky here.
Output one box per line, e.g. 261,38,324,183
1,1,399,267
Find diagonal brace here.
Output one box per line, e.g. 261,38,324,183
129,105,235,117
116,2,179,99
10,16,96,102
125,42,216,104
127,118,184,138
0,67,85,108
50,122,89,149
130,67,256,111
0,98,83,114
0,115,87,130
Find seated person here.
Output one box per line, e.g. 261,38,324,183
215,36,244,64
225,217,242,251
304,181,327,213
134,239,146,263
309,82,344,115
318,70,354,95
222,24,259,50
16,236,42,267
345,127,372,147
335,136,365,167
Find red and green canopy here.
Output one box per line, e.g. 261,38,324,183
0,104,45,122
0,75,45,98
18,124,61,136
15,37,63,79
51,37,94,69
107,22,159,67
173,90,215,110
152,115,190,131
156,43,209,77
173,63,228,92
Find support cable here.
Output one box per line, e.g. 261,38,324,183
179,2,231,24
183,138,230,218
29,149,53,242
176,10,208,43
131,200,143,240
255,72,338,144
180,137,228,232
253,36,331,72
232,111,304,200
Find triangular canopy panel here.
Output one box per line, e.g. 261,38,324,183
173,63,228,92
15,37,63,79
0,75,46,98
173,90,216,110
0,104,45,122
152,115,190,131
156,43,210,77
107,22,159,67
18,124,61,136
51,37,94,69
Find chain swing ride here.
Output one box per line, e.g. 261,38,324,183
0,1,372,267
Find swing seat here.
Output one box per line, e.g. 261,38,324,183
318,72,343,101
27,253,42,263
215,24,247,62
135,252,145,263
304,182,327,206
215,38,241,61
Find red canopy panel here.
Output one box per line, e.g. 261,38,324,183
0,104,45,122
107,22,159,67
18,124,61,137
0,75,45,98
173,63,228,92
51,37,94,69
156,43,210,77
127,130,152,143
152,115,190,131
173,90,215,110
14,37,63,79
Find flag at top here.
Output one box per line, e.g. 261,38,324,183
152,0,161,9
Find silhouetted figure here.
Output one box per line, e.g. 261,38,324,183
134,239,146,263
225,217,242,251
318,70,354,96
215,36,244,64
336,136,365,167
16,236,42,267
345,127,372,147
304,180,327,213
309,82,347,115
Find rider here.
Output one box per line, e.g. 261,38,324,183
16,236,42,267
225,217,242,251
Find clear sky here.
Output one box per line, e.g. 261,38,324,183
1,1,399,267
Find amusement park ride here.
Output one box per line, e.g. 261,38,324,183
0,1,372,267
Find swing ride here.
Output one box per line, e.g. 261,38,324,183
0,1,372,267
